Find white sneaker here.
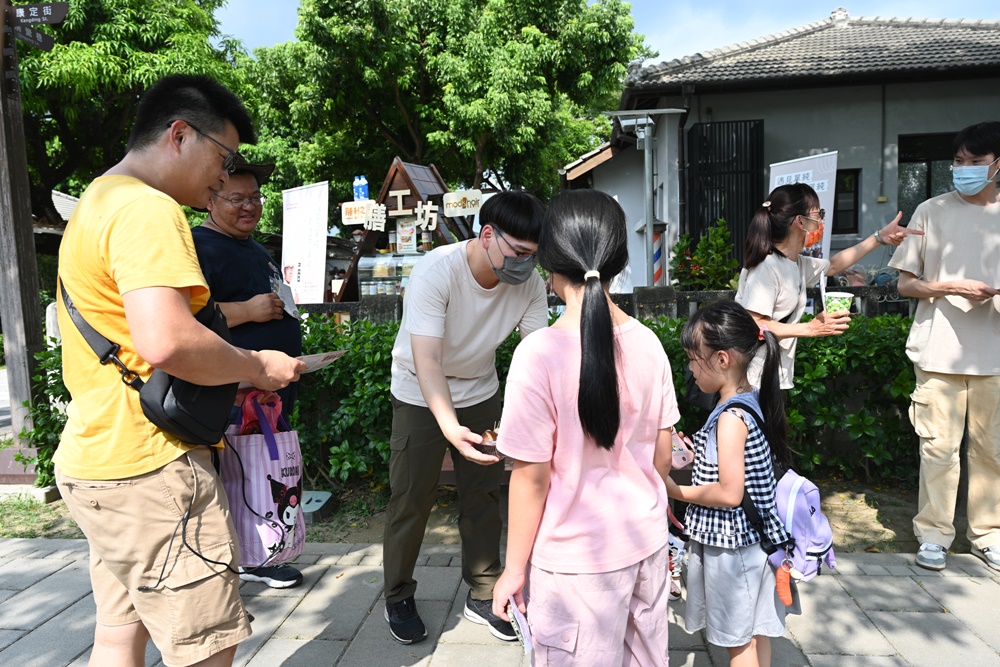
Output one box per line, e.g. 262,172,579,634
972,546,1000,572
915,543,947,571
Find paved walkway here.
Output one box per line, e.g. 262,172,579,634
1,538,998,666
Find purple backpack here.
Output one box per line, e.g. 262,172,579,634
769,468,836,581
730,402,836,582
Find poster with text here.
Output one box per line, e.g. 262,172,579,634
282,181,329,304
768,151,838,261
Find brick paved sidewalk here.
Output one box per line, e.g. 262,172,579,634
2,538,999,666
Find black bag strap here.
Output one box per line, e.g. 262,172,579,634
59,278,145,391
725,400,782,555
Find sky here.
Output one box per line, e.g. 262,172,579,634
216,1,1000,63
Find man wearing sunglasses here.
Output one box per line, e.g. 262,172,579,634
192,160,305,590
54,74,304,667
383,192,548,644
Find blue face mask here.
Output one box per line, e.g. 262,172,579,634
952,156,1000,196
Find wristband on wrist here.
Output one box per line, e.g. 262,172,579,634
874,229,887,245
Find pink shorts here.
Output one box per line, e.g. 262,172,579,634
526,545,669,666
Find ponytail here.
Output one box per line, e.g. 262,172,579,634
743,208,776,270
579,273,619,449
758,330,790,468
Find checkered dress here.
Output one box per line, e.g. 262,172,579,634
684,392,790,549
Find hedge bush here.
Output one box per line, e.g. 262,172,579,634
22,312,918,489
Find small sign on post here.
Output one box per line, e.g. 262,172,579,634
13,24,53,50
8,2,68,26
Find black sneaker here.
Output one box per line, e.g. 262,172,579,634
463,592,517,641
239,565,304,589
384,596,427,644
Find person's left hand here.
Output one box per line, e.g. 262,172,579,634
491,569,526,622
878,212,924,246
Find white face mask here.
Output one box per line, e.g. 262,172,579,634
952,155,1000,196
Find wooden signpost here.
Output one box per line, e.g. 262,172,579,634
0,1,67,440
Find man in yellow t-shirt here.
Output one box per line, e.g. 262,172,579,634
891,121,1000,574
54,74,305,667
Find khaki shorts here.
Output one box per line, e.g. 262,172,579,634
57,447,251,666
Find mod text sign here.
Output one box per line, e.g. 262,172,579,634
442,189,482,217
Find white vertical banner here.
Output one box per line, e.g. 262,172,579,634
281,182,329,304
769,151,838,260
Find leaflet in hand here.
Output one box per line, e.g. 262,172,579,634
297,351,346,373
271,276,301,320
508,595,533,655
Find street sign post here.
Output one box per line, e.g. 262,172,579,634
0,0,68,439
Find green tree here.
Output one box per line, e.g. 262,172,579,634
247,0,645,230
17,0,237,224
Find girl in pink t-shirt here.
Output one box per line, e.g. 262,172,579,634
666,300,792,667
492,190,679,666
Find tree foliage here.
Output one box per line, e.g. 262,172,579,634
15,0,650,234
245,0,644,229
17,0,237,224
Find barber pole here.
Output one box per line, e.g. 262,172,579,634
653,232,664,286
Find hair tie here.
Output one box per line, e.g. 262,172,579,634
761,200,772,209
584,270,601,281
758,324,769,341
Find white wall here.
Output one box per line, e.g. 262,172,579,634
588,113,684,292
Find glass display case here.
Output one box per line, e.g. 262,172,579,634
356,254,421,297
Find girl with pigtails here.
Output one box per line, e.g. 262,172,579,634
736,183,914,389
666,300,794,667
492,189,679,666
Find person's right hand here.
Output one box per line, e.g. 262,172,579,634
444,423,502,466
950,280,1000,303
246,293,285,322
809,310,851,337
250,350,306,390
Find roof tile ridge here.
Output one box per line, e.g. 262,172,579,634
638,15,834,80
855,14,1000,28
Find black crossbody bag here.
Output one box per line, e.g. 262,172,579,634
60,280,238,446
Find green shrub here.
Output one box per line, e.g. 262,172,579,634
17,311,920,490
788,313,917,482
294,315,398,487
17,342,68,488
669,218,740,291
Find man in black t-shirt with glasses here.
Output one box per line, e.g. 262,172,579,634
192,158,305,589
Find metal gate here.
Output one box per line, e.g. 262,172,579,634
686,120,765,265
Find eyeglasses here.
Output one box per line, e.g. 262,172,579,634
170,120,240,174
493,226,536,264
214,193,266,208
801,208,825,224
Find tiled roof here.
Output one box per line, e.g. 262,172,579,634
627,7,1000,90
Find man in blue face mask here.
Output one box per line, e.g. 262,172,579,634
890,122,1000,575
382,192,548,645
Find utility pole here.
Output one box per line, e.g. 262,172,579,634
0,1,67,439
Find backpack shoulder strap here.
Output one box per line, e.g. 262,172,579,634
727,400,778,554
